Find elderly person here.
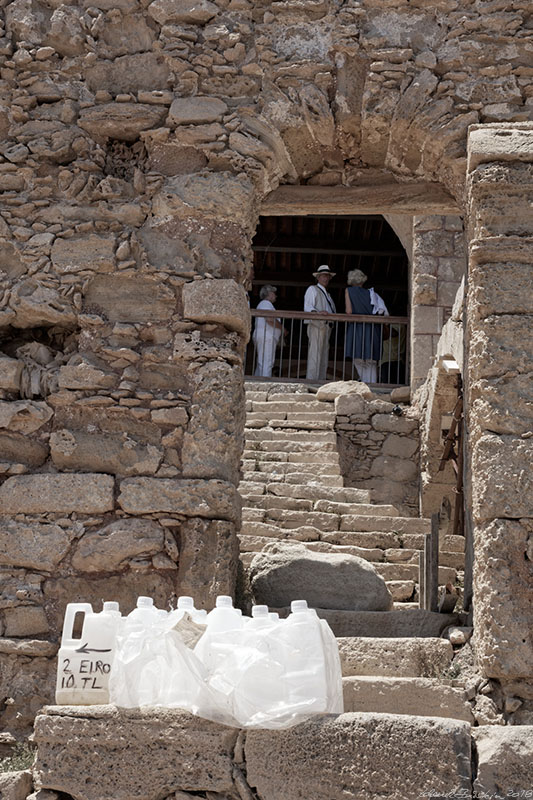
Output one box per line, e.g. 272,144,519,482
253,285,284,377
345,269,388,384
304,264,336,381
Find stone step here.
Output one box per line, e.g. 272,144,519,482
275,608,461,638
241,495,316,512
251,400,331,413
266,392,329,404
242,450,341,464
241,471,344,487
245,429,337,443
340,515,431,534
441,534,466,553
243,460,341,477
337,636,454,678
265,484,372,504
314,498,396,515
244,440,337,453
375,562,456,584
342,677,474,723
269,419,335,431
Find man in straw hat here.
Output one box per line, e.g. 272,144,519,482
303,264,336,381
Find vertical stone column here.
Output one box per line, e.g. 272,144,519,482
410,216,466,389
466,125,533,709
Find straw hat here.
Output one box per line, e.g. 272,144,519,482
313,264,336,279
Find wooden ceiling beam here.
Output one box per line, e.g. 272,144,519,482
261,183,460,216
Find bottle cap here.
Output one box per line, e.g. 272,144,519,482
290,600,308,612
137,596,154,608
252,605,269,618
103,601,119,612
177,596,194,609
216,595,233,608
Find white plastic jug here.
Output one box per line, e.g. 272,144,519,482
168,596,207,626
56,601,121,705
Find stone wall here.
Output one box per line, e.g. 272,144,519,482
335,391,419,516
0,0,531,738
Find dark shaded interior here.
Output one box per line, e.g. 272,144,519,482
251,215,409,316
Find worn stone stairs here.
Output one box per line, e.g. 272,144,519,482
239,382,462,605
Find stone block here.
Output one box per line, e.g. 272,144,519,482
471,434,533,521
245,713,471,800
342,676,474,722
51,235,115,273
182,279,250,338
85,52,170,93
371,414,418,434
468,125,533,171
469,314,533,380
469,375,533,437
412,273,437,305
250,542,393,612
78,103,167,142
118,478,240,521
437,279,460,307
4,606,49,637
382,434,418,459
0,521,70,571
468,260,533,319
370,455,418,481
84,275,175,323
317,381,374,402
176,518,238,610
0,770,33,800
0,474,115,514
338,636,453,678
34,707,239,800
0,356,22,391
0,401,53,434
412,305,443,335
152,171,253,224
167,97,227,126
334,392,365,415
58,359,117,390
473,726,533,797
148,0,218,24
71,519,165,573
0,432,48,467
305,609,458,638
50,430,163,476
473,519,533,679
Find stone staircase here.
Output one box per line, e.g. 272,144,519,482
238,382,472,725
239,382,463,606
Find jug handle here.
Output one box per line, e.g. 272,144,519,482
61,603,93,644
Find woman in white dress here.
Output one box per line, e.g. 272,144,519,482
253,285,283,377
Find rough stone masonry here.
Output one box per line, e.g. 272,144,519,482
0,0,531,742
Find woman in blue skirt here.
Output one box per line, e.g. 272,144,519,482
344,269,388,384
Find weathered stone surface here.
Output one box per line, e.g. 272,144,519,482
83,276,175,323
148,0,218,25
58,358,117,391
472,435,533,521
245,713,471,800
51,236,115,273
342,676,474,723
78,104,167,142
338,637,454,678
85,53,170,94
167,97,228,126
0,432,48,467
151,172,253,223
34,707,239,800
0,770,33,800
4,606,49,637
372,414,418,434
0,356,23,391
0,652,56,735
473,726,533,797
118,478,240,521
177,518,238,610
0,401,53,434
71,519,165,573
182,279,250,338
0,521,70,571
473,518,533,679
182,361,245,483
318,380,374,403
468,125,533,171
0,474,114,514
50,430,163,476
250,542,393,611
0,638,57,657
304,609,459,638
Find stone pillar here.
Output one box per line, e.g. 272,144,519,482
466,125,533,712
410,216,466,389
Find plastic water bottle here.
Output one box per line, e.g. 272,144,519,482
169,596,207,625
205,596,243,632
278,599,329,714
56,601,121,705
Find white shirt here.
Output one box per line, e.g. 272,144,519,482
304,284,336,315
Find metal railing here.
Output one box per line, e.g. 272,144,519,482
246,310,409,386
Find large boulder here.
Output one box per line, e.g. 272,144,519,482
249,542,393,611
